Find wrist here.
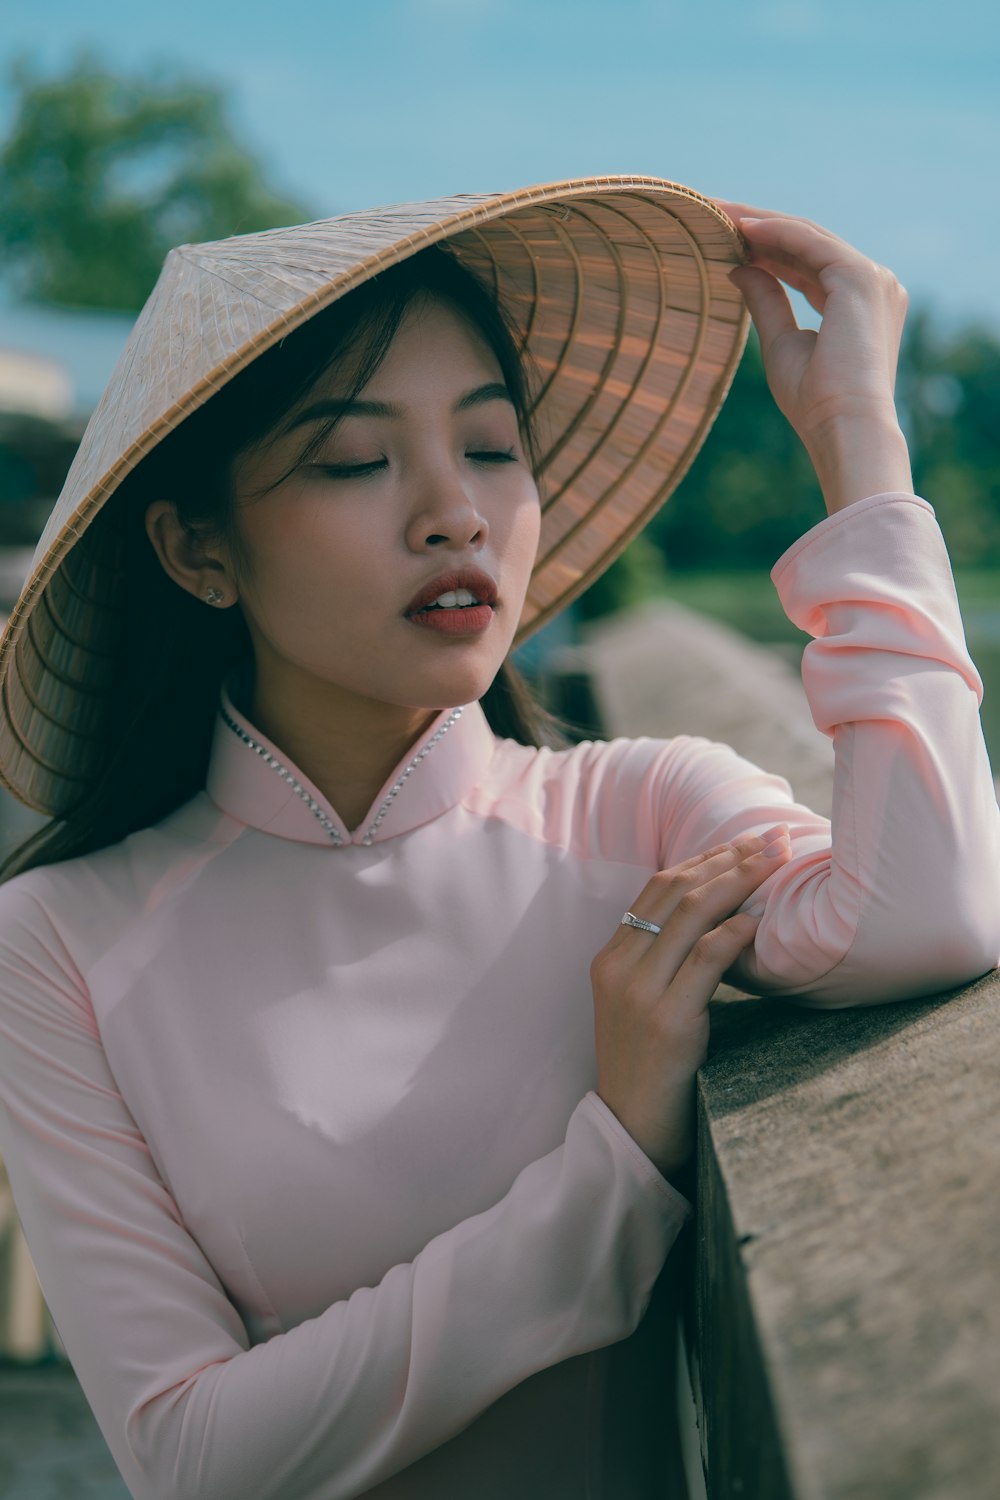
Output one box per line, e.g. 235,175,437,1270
803,410,913,516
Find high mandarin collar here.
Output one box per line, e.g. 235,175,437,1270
204,664,498,847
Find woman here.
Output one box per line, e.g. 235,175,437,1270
0,177,996,1500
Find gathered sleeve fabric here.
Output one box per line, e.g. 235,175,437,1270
0,878,691,1500
647,492,1000,1007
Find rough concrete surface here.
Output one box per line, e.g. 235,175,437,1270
701,969,1000,1500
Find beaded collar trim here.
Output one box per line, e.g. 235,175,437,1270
217,703,465,847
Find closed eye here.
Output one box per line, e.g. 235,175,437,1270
314,448,517,479
314,460,387,479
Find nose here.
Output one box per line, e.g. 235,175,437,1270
404,453,489,555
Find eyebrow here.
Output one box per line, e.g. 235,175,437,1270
287,381,514,431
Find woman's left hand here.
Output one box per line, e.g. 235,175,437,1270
713,201,915,514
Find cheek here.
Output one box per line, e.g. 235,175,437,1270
257,501,377,583
237,510,382,637
519,498,542,571
503,481,542,557
528,499,542,547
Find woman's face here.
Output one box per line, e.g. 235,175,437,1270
227,294,542,715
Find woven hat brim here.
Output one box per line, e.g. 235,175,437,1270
0,174,748,815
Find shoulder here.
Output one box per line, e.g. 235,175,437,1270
487,727,757,802
0,789,239,972
472,729,756,863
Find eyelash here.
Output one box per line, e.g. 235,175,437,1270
316,449,517,479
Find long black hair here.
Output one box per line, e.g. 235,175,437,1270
0,245,567,883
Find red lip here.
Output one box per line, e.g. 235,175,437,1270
404,568,499,616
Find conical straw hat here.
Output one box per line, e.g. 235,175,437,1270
0,174,749,816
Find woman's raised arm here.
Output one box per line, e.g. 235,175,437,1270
651,205,1000,1006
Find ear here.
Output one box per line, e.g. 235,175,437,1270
144,500,237,607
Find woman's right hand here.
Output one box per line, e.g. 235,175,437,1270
590,827,794,1183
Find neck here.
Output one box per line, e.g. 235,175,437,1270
244,660,440,833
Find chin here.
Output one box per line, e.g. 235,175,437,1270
407,659,503,709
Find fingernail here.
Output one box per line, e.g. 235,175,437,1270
745,900,766,918
762,835,791,858
740,216,762,226
759,823,789,843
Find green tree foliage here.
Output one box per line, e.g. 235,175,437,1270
574,533,666,621
0,53,312,313
897,307,1000,566
639,311,1000,578
650,331,826,572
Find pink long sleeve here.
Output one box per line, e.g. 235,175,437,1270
658,492,1000,1005
0,877,689,1499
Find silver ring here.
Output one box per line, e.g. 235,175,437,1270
620,910,662,935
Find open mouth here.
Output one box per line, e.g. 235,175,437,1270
404,571,499,629
407,590,495,635
414,589,489,614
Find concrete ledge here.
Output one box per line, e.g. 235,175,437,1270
693,968,1000,1499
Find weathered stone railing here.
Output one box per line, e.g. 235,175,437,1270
550,600,1000,1499
688,967,1000,1500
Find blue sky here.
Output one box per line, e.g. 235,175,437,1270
3,0,999,335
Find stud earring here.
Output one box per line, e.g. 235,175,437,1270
204,587,225,606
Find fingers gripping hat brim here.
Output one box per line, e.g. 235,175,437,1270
0,174,749,816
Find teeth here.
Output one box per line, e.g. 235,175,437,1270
428,588,480,609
